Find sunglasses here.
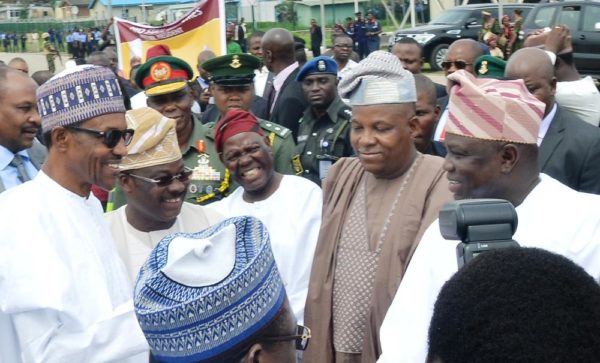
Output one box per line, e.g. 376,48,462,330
441,60,473,71
126,168,193,187
262,325,311,351
66,125,135,148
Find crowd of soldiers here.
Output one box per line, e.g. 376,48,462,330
1,17,600,363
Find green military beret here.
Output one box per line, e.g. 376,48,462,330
202,54,262,86
474,55,507,79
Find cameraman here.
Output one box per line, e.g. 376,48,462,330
377,70,600,363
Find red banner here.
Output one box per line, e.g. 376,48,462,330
114,0,225,79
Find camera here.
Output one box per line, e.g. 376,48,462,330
439,199,520,269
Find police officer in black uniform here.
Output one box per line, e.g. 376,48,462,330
353,11,369,59
295,56,354,186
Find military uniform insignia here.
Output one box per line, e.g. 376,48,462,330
479,60,489,75
191,140,221,181
317,60,326,71
230,55,242,69
150,61,172,82
292,154,304,175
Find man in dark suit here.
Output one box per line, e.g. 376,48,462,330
0,66,46,193
262,28,308,140
506,48,600,194
433,39,483,142
310,19,323,57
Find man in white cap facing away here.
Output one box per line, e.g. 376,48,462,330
134,216,311,362
105,107,223,283
303,51,452,363
0,65,148,362
377,70,600,363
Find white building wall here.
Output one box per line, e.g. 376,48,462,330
239,0,279,23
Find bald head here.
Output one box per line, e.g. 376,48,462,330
197,49,216,77
505,48,556,116
444,39,483,76
31,70,54,86
87,51,111,68
261,28,296,74
8,57,29,74
505,48,554,82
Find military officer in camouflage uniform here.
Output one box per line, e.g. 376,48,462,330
108,51,296,209
296,56,354,185
42,32,59,74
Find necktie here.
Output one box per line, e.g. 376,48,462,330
266,83,276,118
10,154,30,183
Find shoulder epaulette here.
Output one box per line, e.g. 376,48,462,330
338,106,352,121
259,119,292,138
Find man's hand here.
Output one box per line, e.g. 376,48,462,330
545,25,572,54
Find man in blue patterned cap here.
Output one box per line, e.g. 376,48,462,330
135,216,311,362
296,55,353,185
0,65,149,362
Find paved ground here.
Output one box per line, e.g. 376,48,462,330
0,51,66,74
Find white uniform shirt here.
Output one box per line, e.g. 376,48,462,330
378,174,600,363
210,175,322,324
556,76,600,127
0,171,148,363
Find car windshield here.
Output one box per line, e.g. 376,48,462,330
430,9,469,25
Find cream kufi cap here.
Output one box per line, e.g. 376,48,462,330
338,50,417,106
120,107,181,171
445,70,545,144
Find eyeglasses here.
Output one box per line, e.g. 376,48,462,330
125,168,193,187
262,325,311,351
334,44,352,49
66,126,135,148
441,60,473,71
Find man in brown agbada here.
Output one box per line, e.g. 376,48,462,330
303,51,452,363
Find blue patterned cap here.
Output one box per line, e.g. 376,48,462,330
134,216,286,362
296,55,339,81
36,65,126,134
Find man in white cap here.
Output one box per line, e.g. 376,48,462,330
377,70,600,363
0,65,148,362
105,107,223,283
303,51,452,363
134,216,311,362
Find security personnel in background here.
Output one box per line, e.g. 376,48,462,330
296,56,353,185
353,11,368,59
42,32,59,73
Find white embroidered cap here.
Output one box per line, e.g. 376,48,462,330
338,50,417,106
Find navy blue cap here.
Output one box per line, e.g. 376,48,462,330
296,56,339,81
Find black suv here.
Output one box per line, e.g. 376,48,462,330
389,3,534,71
522,0,600,76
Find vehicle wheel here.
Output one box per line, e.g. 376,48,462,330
430,44,449,71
